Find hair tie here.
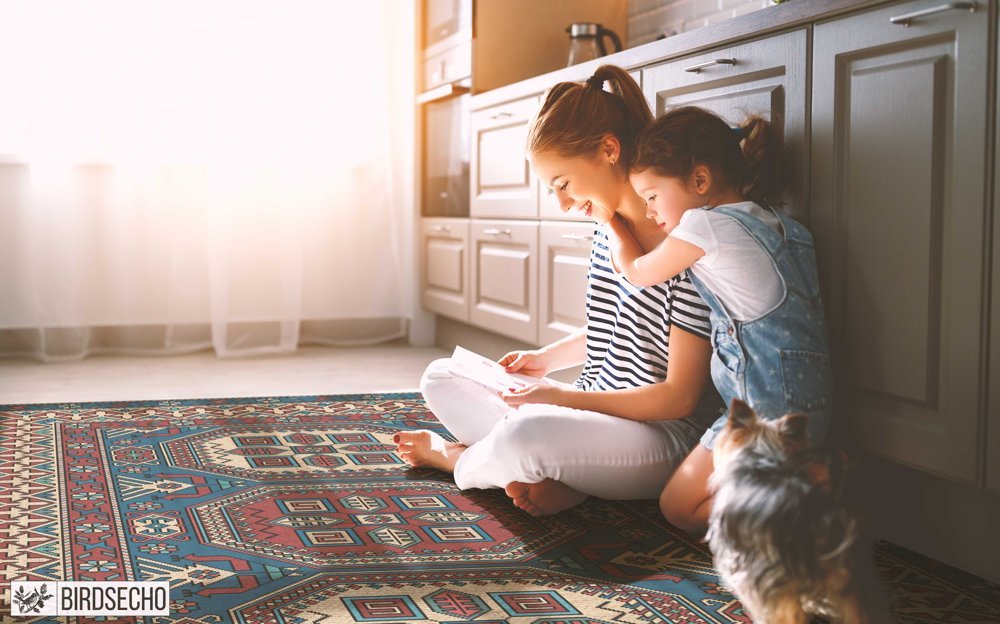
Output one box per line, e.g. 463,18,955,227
731,126,746,140
585,75,605,90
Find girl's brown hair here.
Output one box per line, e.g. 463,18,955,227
631,106,787,207
527,64,652,169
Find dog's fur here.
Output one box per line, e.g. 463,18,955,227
707,400,879,624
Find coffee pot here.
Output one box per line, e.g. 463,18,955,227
566,23,623,66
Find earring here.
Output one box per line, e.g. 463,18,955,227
610,158,616,166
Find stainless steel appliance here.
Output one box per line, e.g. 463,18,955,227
419,88,469,217
566,22,623,66
419,0,472,217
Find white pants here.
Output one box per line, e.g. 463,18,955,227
420,358,706,500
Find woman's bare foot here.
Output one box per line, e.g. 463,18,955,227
504,479,587,516
393,430,466,473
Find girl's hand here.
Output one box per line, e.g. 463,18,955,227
497,350,550,378
501,384,564,407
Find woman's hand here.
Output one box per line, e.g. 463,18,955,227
497,350,551,378
500,383,565,407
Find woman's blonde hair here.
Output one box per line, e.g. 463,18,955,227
527,64,652,168
632,106,788,206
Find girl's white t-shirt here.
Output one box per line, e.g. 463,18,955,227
668,201,783,321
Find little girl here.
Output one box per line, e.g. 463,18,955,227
608,105,832,473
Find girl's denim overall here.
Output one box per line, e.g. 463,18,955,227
691,205,833,449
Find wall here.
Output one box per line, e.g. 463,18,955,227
473,0,629,93
627,0,773,47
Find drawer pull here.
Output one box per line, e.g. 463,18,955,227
483,228,512,236
490,111,513,120
560,233,595,241
430,225,451,233
683,58,736,73
890,1,976,26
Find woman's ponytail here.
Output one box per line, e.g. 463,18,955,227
738,115,788,207
528,64,652,167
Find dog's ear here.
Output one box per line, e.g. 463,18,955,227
727,399,756,430
777,412,809,448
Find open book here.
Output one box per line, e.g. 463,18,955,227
448,346,553,393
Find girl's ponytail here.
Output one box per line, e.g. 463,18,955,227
738,115,788,207
528,64,652,167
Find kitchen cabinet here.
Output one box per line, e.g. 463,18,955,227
538,221,594,345
811,0,989,484
470,96,540,219
641,29,809,222
421,218,471,322
469,220,539,343
989,22,1000,495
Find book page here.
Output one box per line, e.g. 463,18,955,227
448,346,552,393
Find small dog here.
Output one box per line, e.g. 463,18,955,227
707,399,878,623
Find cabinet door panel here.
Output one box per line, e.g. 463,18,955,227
642,30,807,221
812,0,988,484
470,96,540,219
421,218,471,321
989,11,1000,495
469,220,538,343
538,222,593,345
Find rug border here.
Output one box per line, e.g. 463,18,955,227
0,391,423,411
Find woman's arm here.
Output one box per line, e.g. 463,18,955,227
498,327,587,378
607,216,704,287
502,326,713,421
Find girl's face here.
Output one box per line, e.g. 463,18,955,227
629,168,706,234
529,148,624,225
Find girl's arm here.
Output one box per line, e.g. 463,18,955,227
502,326,713,421
607,216,705,287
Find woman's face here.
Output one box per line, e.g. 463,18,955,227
629,167,705,234
529,148,624,225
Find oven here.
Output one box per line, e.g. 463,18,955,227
420,89,470,217
418,0,472,218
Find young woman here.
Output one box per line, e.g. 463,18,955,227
611,107,833,533
394,65,723,517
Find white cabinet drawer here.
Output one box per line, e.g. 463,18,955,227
538,221,593,345
469,220,538,343
470,96,540,219
421,218,470,322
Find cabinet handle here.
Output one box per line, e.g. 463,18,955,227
890,1,976,26
483,228,512,236
683,58,736,73
490,111,513,120
561,233,594,241
430,225,451,233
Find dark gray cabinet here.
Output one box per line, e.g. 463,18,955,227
811,0,989,484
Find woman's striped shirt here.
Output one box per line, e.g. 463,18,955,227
575,225,713,392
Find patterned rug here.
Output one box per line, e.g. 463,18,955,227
1,393,998,623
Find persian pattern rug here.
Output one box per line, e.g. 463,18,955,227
1,392,998,623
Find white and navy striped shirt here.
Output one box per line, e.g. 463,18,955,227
576,225,713,392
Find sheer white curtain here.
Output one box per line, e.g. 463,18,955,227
0,1,413,360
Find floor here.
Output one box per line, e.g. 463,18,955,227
0,344,450,405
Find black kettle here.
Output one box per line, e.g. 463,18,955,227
566,23,623,66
